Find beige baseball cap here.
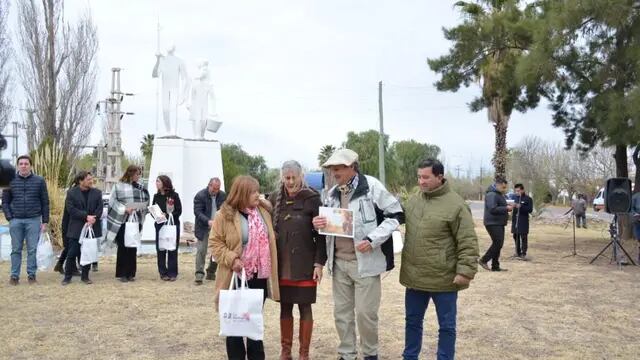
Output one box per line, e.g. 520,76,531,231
322,148,359,167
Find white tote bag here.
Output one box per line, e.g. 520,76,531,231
158,214,177,251
218,269,265,341
36,232,55,271
124,212,141,248
80,225,99,266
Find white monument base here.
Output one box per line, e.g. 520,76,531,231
142,137,225,241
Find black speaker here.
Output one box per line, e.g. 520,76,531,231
604,178,632,214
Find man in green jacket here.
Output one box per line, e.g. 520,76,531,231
400,159,479,360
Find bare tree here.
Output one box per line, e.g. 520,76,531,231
16,0,98,161
0,0,11,132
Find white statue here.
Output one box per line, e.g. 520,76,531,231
188,59,219,139
152,44,189,136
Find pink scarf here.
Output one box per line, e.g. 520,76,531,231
241,207,271,280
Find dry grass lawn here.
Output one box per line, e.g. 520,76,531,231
1,221,639,360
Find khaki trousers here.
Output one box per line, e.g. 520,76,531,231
332,258,381,359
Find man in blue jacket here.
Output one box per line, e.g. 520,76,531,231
479,177,513,272
3,155,50,285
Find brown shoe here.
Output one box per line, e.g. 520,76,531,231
280,318,294,360
478,260,490,271
299,319,313,360
9,277,19,286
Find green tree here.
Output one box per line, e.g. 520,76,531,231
519,0,640,178
343,130,395,181
390,140,441,189
318,144,336,167
428,0,540,179
221,144,270,192
140,134,154,176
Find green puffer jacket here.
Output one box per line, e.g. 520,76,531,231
400,181,479,292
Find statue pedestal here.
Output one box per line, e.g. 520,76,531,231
141,137,225,240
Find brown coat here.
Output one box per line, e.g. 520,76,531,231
269,188,327,281
208,203,280,309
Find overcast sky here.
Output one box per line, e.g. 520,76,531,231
12,0,567,176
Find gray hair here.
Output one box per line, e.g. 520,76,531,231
273,160,308,233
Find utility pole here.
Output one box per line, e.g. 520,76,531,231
455,165,462,179
378,81,385,186
96,68,134,192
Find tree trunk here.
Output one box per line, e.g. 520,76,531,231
633,145,640,193
45,0,57,139
614,146,628,178
490,98,509,180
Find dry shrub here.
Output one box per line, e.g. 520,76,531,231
31,142,66,247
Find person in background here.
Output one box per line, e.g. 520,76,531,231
152,175,182,281
269,160,326,360
511,183,533,260
193,177,227,285
209,175,279,359
105,165,150,283
479,176,513,272
631,191,640,264
572,194,588,229
3,155,49,285
62,171,103,285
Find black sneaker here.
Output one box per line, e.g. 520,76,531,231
28,276,37,284
127,276,135,282
62,278,71,286
119,277,129,283
194,279,203,286
91,263,99,272
9,276,19,286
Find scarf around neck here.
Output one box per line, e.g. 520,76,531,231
241,207,271,280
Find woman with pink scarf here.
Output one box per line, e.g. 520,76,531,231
209,175,279,360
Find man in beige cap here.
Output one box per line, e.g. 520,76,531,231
313,148,404,360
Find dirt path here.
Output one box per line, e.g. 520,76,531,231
1,223,639,359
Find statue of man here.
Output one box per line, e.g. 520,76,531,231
188,59,219,139
152,44,189,136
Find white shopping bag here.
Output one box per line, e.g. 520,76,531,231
158,214,177,251
36,232,55,271
80,225,99,266
392,230,403,254
124,212,141,248
218,269,265,341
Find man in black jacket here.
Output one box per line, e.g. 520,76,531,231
511,183,533,260
193,177,226,284
62,171,103,285
3,155,49,285
479,177,514,272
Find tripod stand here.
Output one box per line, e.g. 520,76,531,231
562,208,588,259
589,214,637,267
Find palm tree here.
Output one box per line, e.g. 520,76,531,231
428,0,537,179
140,134,155,174
318,145,336,167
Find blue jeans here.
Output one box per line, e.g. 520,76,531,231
403,288,457,360
633,223,640,240
10,217,42,278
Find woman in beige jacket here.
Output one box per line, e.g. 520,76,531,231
209,175,279,360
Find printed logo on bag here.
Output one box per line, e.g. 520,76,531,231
222,312,251,322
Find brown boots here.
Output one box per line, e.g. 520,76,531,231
299,319,313,360
280,318,294,360
280,318,313,360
